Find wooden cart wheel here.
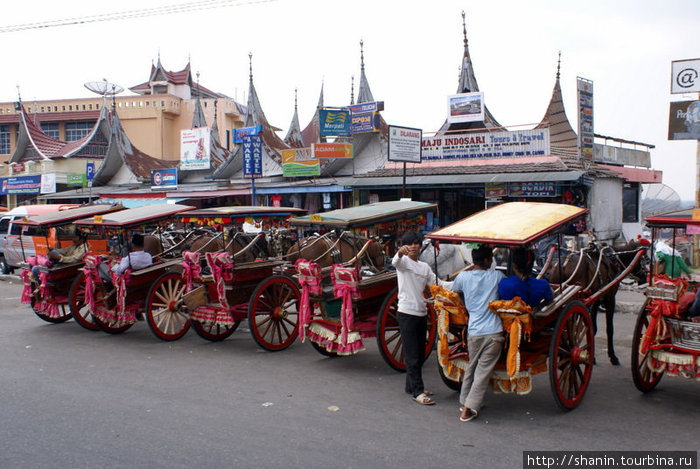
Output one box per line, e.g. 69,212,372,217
92,285,133,334
438,357,462,391
146,272,190,341
68,273,99,331
631,299,663,392
376,287,437,372
549,300,594,411
191,318,240,341
310,340,339,357
248,275,301,351
30,285,73,324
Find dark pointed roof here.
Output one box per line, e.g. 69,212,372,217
284,89,304,148
300,83,324,147
9,103,110,163
440,12,502,132
357,40,374,104
129,58,222,99
535,53,578,150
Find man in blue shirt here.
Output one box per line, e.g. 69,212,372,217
450,245,504,422
499,247,552,307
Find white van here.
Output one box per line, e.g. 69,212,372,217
0,205,77,273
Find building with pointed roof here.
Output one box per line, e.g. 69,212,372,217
284,90,304,149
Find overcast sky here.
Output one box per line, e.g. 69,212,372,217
2,0,698,200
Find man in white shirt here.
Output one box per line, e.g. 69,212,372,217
112,233,153,275
392,231,452,405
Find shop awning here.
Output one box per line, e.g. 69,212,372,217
340,171,585,187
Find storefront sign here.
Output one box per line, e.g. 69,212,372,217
150,168,178,190
671,58,700,94
508,181,557,198
233,125,263,143
242,135,262,177
180,127,211,170
319,110,351,137
351,112,380,134
11,163,24,173
282,148,320,177
41,173,56,194
388,126,422,163
577,77,594,159
485,182,507,198
668,100,700,140
1,175,41,194
421,128,550,160
348,101,384,114
447,92,484,124
66,173,87,187
312,143,353,159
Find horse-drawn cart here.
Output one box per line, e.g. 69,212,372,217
632,208,700,392
428,202,645,410
16,203,124,325
71,204,194,335
252,200,437,371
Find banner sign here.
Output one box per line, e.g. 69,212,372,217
485,182,507,198
180,127,211,170
348,101,384,114
319,110,351,137
2,175,41,194
243,135,263,177
282,148,320,177
447,92,484,124
11,163,24,173
312,143,353,159
421,128,550,160
508,181,557,198
388,126,422,163
351,112,380,134
233,125,263,143
86,162,95,181
668,100,700,140
41,173,56,194
577,77,594,160
150,168,178,189
671,58,700,94
66,173,87,187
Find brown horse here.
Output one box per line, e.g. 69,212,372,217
286,232,386,271
546,241,646,366
187,231,271,263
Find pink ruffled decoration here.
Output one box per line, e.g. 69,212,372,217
182,250,202,292
82,254,103,313
205,252,234,309
20,269,32,303
331,264,360,347
294,258,322,343
111,270,131,317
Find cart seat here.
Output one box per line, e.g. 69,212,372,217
534,284,581,319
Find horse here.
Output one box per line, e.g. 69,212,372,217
187,230,272,263
418,240,472,280
286,231,386,271
545,240,647,366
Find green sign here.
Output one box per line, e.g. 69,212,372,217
66,173,87,187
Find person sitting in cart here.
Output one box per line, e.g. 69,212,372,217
31,229,88,281
98,233,153,283
449,244,505,422
656,250,692,279
392,230,452,406
498,247,552,307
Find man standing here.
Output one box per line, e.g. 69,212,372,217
392,231,451,405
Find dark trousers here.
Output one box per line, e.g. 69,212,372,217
398,312,427,398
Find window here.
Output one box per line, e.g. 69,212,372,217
65,121,96,141
41,122,59,140
623,183,639,223
0,125,10,154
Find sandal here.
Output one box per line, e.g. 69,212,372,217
459,408,478,422
414,392,435,405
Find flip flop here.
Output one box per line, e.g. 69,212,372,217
414,393,435,405
459,408,478,422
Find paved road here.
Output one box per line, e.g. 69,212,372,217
0,278,698,469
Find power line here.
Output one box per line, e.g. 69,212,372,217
0,0,276,33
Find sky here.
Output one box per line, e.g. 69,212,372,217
1,0,699,200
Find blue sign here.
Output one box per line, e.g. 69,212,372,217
0,175,42,195
234,125,263,143
319,109,351,137
242,135,262,178
86,162,95,181
150,168,178,189
351,112,380,134
348,101,384,114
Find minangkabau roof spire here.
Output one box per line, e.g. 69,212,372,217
248,52,253,83
357,40,375,103
535,52,577,150
462,10,468,55
360,40,365,71
557,50,561,79
350,75,355,105
284,88,304,148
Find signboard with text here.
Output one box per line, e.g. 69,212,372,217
233,125,263,143
150,168,178,190
668,100,700,140
447,92,484,124
671,58,700,94
66,173,87,187
282,148,320,177
421,128,550,161
351,112,380,134
242,135,262,177
180,127,211,170
577,77,594,160
388,125,422,163
319,109,351,137
1,175,41,194
508,181,557,198
348,101,384,114
312,143,353,159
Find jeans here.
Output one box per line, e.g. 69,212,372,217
397,312,428,398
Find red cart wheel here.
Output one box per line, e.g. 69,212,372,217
92,287,133,334
549,301,594,411
69,273,99,331
30,285,73,324
376,288,437,372
146,272,190,341
631,299,663,392
248,275,300,351
191,312,240,341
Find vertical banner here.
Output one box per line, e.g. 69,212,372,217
577,77,594,160
243,135,262,178
41,173,57,193
180,127,211,170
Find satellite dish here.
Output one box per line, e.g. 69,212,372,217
84,80,124,96
641,183,681,219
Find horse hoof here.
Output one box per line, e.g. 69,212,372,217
610,356,620,366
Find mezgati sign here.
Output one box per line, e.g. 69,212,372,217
421,128,550,160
